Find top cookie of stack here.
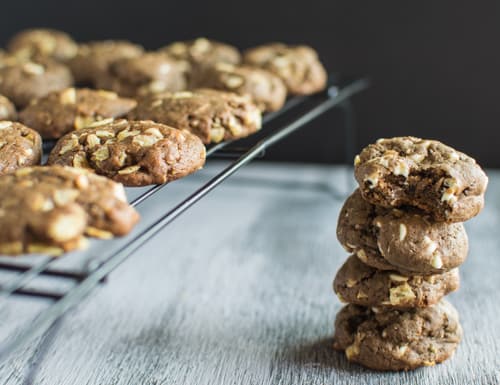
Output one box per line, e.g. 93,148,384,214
353,137,488,223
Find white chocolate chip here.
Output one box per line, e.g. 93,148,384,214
423,236,438,255
356,290,368,299
346,278,358,288
396,345,408,357
356,249,368,263
431,254,443,269
449,151,460,161
399,223,407,241
354,155,361,166
393,160,409,178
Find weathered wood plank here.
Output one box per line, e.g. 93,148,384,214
0,162,498,385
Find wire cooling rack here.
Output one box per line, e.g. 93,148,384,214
0,75,369,362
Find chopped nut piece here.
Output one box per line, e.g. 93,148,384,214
117,165,141,175
88,118,114,128
26,244,64,256
85,226,113,239
389,282,416,305
92,146,110,161
345,343,360,359
389,274,409,282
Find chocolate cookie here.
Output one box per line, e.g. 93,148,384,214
68,40,144,85
189,63,286,112
95,52,187,97
243,43,327,95
160,37,241,66
19,88,137,139
337,189,468,274
0,166,139,256
354,137,488,223
7,28,78,62
333,300,462,371
47,119,206,186
0,57,73,107
334,255,459,308
129,89,262,144
0,95,17,121
0,121,42,175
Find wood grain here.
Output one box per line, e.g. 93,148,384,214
0,162,498,384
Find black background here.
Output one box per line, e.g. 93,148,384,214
2,1,499,167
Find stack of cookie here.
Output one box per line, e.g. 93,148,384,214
332,136,488,371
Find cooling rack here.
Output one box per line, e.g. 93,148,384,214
0,75,369,362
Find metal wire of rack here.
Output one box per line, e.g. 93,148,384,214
0,75,369,362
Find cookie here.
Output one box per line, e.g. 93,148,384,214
19,88,137,139
0,121,42,175
333,300,462,371
47,119,206,186
189,63,286,112
0,57,73,107
333,255,459,309
160,37,241,66
354,137,488,223
337,189,468,274
68,40,144,85
129,89,262,144
95,52,187,97
0,95,17,121
243,43,327,95
0,166,139,256
7,28,78,62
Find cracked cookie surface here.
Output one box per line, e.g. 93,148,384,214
95,52,187,97
0,166,139,256
68,40,144,85
333,255,459,308
333,300,462,371
129,89,262,144
7,28,78,62
354,136,488,223
0,121,42,175
243,43,327,95
337,189,468,274
190,63,286,112
0,56,73,107
47,119,206,186
19,88,137,139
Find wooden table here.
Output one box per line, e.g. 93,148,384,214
0,162,498,385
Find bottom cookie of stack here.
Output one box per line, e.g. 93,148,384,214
333,300,462,371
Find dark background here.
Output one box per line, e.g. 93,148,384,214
2,1,499,167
